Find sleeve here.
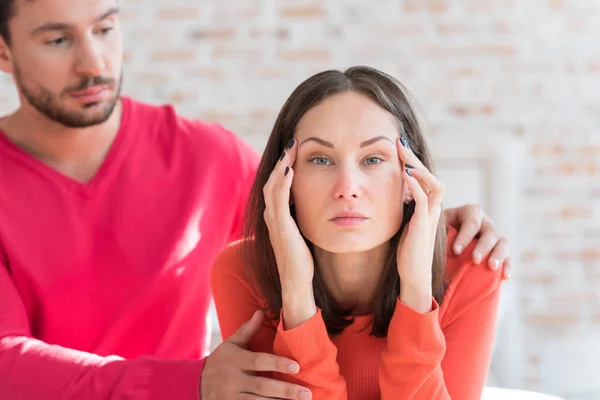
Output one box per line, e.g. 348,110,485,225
378,261,503,400
0,259,204,400
225,131,260,242
272,310,347,399
211,245,347,399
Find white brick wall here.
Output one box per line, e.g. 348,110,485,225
2,1,600,398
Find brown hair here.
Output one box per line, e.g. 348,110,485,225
0,0,16,45
243,66,447,337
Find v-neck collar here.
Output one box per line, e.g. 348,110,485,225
0,97,133,197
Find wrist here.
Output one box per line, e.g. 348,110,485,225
399,281,433,314
281,282,317,330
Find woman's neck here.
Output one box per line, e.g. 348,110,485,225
313,242,390,316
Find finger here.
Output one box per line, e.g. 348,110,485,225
275,140,297,216
452,207,483,256
243,351,301,375
502,257,512,280
396,139,444,207
245,376,312,400
397,136,427,170
487,237,509,271
227,310,265,348
407,168,445,210
284,138,298,167
236,394,273,400
276,138,297,170
471,223,499,265
403,168,428,218
264,138,296,220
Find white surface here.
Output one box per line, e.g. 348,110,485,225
540,334,600,395
482,387,564,400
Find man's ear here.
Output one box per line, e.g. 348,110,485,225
0,36,15,74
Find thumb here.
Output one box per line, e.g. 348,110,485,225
226,310,264,348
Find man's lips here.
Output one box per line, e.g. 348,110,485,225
71,85,109,97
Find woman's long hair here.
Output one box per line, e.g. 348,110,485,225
242,66,447,337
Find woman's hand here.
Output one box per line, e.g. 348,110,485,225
395,137,445,314
263,138,317,329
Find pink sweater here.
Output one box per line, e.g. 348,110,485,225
0,97,259,399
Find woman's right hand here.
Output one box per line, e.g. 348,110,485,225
263,138,317,330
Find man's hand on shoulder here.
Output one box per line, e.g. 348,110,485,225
200,311,312,400
444,204,512,280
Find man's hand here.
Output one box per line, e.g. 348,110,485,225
444,204,512,280
200,310,312,400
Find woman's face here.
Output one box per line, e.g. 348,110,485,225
292,91,407,253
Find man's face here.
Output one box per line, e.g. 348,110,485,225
0,0,123,127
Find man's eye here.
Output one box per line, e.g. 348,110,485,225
47,37,68,46
98,27,113,36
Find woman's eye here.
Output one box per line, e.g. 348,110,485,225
310,157,331,166
364,157,383,165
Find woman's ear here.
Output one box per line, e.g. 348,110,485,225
403,183,412,204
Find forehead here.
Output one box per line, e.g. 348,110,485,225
295,91,399,144
11,0,118,28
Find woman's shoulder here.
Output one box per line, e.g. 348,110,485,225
211,238,255,293
440,226,504,323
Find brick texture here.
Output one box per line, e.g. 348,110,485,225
2,1,600,398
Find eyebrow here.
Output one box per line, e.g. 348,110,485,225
31,7,119,36
300,135,394,148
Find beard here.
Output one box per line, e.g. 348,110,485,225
13,64,123,128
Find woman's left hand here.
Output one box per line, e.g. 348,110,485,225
395,137,445,313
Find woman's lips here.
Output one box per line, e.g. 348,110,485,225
330,217,368,227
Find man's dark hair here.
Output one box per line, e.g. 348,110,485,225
0,0,16,45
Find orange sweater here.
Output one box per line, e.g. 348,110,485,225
211,228,503,400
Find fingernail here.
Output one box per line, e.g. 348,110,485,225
454,244,464,254
504,267,512,280
491,259,500,270
279,152,286,161
400,136,409,148
473,252,482,264
405,164,415,169
406,168,412,177
287,363,300,373
286,139,295,149
299,392,312,400
285,166,290,176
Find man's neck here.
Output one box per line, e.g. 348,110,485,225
0,100,123,183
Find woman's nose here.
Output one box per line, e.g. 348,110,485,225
333,166,362,200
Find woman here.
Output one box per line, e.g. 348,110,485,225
211,66,504,400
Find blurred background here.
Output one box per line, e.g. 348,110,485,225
1,1,599,399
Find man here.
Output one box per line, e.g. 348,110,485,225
0,0,511,399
